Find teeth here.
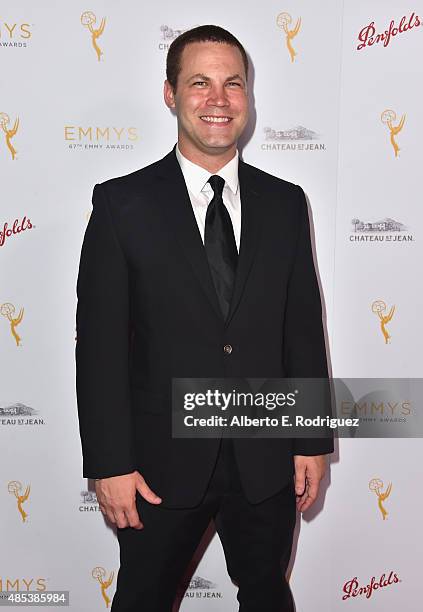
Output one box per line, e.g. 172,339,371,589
200,116,231,123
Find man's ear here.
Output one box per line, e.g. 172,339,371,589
163,80,176,109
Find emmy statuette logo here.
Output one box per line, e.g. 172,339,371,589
92,567,114,608
1,302,24,346
0,112,19,159
81,11,106,61
8,480,31,522
276,12,301,62
381,109,405,157
371,300,395,344
369,478,392,520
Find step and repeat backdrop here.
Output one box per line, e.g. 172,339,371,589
1,1,422,610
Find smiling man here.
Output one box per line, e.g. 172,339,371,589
76,25,333,612
164,39,249,170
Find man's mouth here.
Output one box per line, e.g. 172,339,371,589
199,115,232,124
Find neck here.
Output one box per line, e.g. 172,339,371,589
177,140,237,173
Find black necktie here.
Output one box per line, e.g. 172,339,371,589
204,175,238,320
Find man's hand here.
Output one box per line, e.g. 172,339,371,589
95,471,162,529
293,455,327,513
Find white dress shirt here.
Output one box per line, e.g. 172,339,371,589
175,143,241,252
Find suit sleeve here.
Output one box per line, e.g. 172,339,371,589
283,185,334,456
75,183,136,478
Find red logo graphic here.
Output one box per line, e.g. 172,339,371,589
357,12,421,50
0,216,33,247
342,571,400,601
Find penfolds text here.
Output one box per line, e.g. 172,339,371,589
357,12,420,51
0,216,33,247
342,570,400,600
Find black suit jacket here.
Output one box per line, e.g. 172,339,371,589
75,146,333,508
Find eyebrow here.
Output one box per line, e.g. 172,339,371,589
187,73,245,85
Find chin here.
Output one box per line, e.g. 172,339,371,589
201,137,235,150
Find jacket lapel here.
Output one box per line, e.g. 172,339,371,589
155,148,223,321
153,148,264,326
225,158,263,327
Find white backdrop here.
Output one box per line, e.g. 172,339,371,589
1,1,422,610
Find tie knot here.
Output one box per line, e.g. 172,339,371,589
208,175,225,198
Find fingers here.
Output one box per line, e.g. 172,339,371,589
294,456,326,512
295,487,308,512
135,474,162,505
294,464,306,497
99,499,143,529
114,507,143,530
96,471,162,530
296,479,319,513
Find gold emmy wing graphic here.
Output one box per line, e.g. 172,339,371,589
1,302,24,346
276,12,301,62
369,478,392,520
381,109,405,158
81,11,106,61
8,480,31,522
92,567,114,608
0,112,19,160
371,299,395,344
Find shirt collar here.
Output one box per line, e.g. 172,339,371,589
175,143,239,197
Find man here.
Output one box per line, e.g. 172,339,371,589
76,25,333,611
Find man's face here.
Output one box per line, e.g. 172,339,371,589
164,41,249,158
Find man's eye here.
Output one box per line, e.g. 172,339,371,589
228,82,241,86
193,81,207,86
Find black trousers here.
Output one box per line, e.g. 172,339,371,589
111,438,296,611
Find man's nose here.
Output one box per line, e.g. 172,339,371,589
206,86,229,107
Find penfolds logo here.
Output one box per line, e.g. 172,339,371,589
0,216,33,247
342,570,400,601
357,12,421,51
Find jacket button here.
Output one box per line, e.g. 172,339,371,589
223,344,233,354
